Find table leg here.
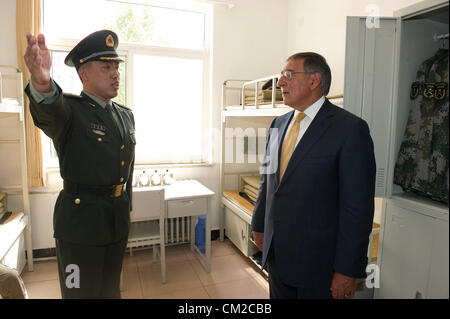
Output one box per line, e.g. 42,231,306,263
219,204,225,242
165,206,168,244
190,216,195,251
205,198,211,273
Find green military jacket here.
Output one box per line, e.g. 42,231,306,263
25,82,135,245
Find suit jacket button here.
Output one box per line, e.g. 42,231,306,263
97,137,102,142
121,144,125,150
121,161,125,166
74,198,81,204
120,177,124,183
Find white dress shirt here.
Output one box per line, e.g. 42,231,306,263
285,95,325,148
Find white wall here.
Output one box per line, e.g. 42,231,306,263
212,0,288,81
210,0,288,215
0,0,17,68
286,0,424,96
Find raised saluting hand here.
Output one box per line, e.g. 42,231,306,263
24,33,52,92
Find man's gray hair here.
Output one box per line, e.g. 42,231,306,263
287,52,331,96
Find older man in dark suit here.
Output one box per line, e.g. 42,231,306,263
251,52,376,299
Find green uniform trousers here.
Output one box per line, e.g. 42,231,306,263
55,238,127,299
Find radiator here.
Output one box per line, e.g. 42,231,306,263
126,216,192,255
165,216,191,245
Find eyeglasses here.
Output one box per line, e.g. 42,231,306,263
279,70,311,80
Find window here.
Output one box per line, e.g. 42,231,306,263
42,0,211,166
133,54,204,163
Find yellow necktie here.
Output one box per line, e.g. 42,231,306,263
280,112,306,180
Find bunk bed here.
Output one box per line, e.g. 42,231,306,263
219,75,377,276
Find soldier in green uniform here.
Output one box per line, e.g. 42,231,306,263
23,30,135,298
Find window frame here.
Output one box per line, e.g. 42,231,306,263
42,0,213,168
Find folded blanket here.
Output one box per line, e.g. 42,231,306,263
241,175,261,190
243,185,259,198
244,89,282,99
246,192,257,203
0,193,6,216
244,100,282,106
244,89,283,105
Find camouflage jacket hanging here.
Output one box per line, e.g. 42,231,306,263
394,49,449,204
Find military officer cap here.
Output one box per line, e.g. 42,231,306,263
64,30,124,69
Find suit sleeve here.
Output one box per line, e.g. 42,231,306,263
251,166,267,233
251,118,277,233
334,119,376,278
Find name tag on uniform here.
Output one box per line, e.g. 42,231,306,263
91,123,106,135
92,129,106,135
129,129,135,135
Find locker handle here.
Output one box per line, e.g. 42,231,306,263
415,291,423,299
241,229,246,240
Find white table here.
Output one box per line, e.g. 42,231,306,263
133,180,215,272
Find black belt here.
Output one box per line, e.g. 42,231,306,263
63,180,124,198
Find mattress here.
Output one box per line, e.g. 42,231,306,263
223,190,254,215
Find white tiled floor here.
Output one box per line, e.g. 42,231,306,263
20,239,269,299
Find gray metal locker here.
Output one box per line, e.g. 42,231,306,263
343,0,449,299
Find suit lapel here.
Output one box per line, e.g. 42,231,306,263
277,100,336,188
81,93,121,139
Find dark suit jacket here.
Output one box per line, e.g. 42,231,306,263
251,98,376,289
25,82,135,245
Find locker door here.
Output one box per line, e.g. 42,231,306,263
377,203,434,298
427,220,449,298
344,17,398,198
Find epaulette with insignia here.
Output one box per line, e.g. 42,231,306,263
113,101,131,111
63,93,82,99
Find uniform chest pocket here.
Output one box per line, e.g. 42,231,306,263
86,127,112,143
